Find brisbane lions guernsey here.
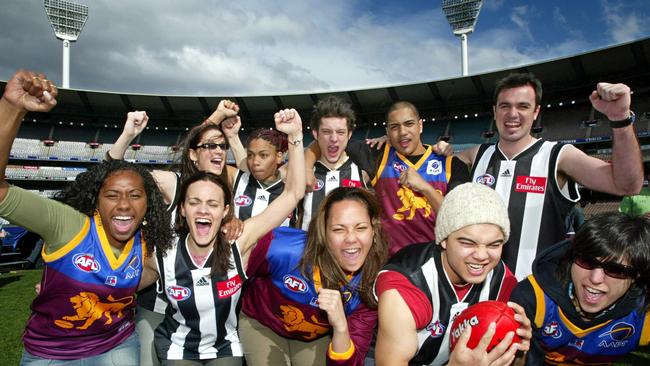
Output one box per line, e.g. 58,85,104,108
301,158,366,230
155,236,246,361
376,243,516,366
242,227,376,365
471,140,579,279
24,214,144,359
372,144,452,256
232,169,295,227
522,276,650,365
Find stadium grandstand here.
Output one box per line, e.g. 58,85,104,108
1,37,650,269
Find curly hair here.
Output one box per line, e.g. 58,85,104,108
309,95,356,132
299,187,389,308
178,123,230,185
54,160,174,257
246,128,288,154
175,171,234,276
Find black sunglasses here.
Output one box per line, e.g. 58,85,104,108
195,142,229,151
573,255,637,279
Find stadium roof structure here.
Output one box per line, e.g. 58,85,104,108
2,37,649,131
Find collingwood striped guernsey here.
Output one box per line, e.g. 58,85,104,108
232,169,295,227
301,158,366,230
471,140,579,279
154,237,246,361
377,243,513,366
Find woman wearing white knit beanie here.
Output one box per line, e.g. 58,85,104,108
375,183,532,366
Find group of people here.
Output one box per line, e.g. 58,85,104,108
0,68,648,366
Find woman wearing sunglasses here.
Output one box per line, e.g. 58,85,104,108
510,212,650,365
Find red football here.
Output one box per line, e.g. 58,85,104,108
449,300,521,352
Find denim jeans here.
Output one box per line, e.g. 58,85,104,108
20,332,139,366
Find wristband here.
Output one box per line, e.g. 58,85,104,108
288,138,303,146
609,111,635,129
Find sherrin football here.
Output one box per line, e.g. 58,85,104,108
449,300,521,352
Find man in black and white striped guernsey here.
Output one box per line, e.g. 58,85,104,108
457,73,643,279
300,96,369,230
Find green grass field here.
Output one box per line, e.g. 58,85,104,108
0,269,648,365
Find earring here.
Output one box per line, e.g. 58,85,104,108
142,219,148,226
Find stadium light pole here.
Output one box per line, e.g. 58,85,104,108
43,0,88,89
441,0,483,76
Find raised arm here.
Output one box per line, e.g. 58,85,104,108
558,82,642,195
0,70,57,200
221,115,247,171
107,111,148,160
0,71,86,251
237,109,305,260
107,111,178,203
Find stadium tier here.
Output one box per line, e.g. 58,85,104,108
2,37,649,191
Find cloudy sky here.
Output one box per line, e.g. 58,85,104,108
1,0,649,96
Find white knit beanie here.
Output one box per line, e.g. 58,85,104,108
435,183,510,244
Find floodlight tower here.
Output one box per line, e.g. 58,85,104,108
441,0,483,76
43,0,88,88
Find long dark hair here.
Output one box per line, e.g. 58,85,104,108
561,213,650,297
54,160,174,256
179,123,230,185
175,171,233,276
299,187,389,308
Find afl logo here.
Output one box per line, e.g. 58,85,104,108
313,179,324,191
475,174,495,186
283,275,308,293
393,162,406,173
73,253,100,273
235,195,252,206
166,285,192,301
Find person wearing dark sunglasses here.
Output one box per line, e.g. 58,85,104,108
510,212,650,365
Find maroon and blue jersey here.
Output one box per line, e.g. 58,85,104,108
371,144,452,256
24,214,145,359
241,227,376,365
526,276,650,365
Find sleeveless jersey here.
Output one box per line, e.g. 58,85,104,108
371,145,452,255
232,169,295,227
301,158,366,230
155,235,246,361
471,140,579,279
24,214,145,359
379,243,513,366
241,227,364,341
526,276,650,365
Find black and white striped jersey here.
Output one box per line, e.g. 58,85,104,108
232,170,295,227
301,158,366,230
471,140,579,279
154,236,246,361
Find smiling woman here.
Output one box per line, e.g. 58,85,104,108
238,187,390,366
0,70,173,365
136,108,306,365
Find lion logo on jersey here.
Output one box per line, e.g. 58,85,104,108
277,304,329,340
392,186,432,220
54,292,134,330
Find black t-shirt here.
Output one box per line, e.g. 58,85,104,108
345,139,470,189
